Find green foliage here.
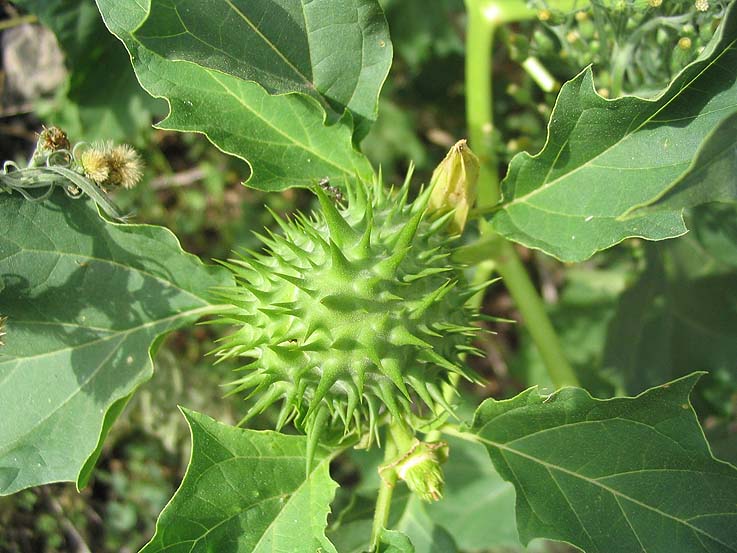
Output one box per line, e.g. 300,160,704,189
3,0,737,551
0,194,230,495
604,204,737,409
532,0,728,96
135,0,392,140
95,0,378,191
140,409,338,553
472,374,737,553
492,2,737,261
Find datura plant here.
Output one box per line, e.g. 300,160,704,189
2,0,737,552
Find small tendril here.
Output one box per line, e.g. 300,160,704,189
2,127,143,221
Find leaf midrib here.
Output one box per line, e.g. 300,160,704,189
205,70,356,177
475,433,737,551
0,306,212,456
167,432,333,553
222,0,314,91
502,38,737,211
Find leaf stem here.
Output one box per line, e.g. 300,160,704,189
464,0,580,388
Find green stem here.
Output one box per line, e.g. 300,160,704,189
465,0,499,207
370,423,402,552
464,0,580,388
0,14,37,31
486,231,578,387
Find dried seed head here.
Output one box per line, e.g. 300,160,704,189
78,147,110,184
105,144,143,189
37,126,70,153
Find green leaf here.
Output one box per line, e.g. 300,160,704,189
426,435,520,550
379,529,415,553
134,0,392,140
510,266,626,397
95,0,375,191
491,4,737,262
472,374,737,553
630,110,737,214
395,497,457,553
14,0,164,143
0,193,230,495
603,215,737,410
140,409,338,553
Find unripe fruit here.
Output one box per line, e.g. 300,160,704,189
395,440,449,502
212,176,482,466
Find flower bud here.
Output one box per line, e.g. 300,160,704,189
395,440,449,502
428,139,479,234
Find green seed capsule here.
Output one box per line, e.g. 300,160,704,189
395,440,449,502
212,175,481,468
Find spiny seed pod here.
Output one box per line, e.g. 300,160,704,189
212,174,485,466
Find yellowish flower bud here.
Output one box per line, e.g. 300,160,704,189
78,147,110,184
694,0,709,11
428,139,479,234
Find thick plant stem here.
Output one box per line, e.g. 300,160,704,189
488,233,578,387
465,1,499,207
464,0,580,388
369,420,412,551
